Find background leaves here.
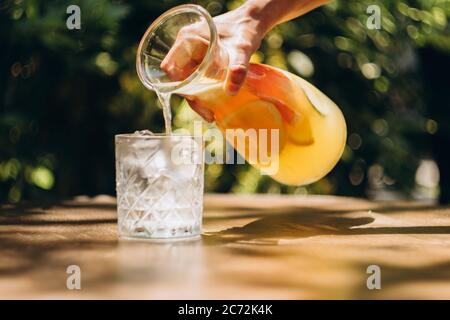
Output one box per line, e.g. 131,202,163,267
1,0,449,203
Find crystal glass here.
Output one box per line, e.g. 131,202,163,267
115,134,204,240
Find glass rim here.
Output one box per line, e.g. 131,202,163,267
115,133,203,140
136,4,217,93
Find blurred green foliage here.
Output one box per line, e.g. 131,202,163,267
1,0,450,203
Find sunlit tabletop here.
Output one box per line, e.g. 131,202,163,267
1,194,449,299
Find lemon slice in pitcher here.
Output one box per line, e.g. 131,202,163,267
220,99,286,161
296,77,332,116
285,112,315,146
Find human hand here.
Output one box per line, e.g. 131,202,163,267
159,0,329,121
160,4,267,96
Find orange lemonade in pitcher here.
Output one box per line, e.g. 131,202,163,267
136,5,346,186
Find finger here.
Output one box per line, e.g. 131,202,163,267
225,46,251,95
161,32,209,81
165,59,199,82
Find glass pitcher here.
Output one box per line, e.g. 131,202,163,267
136,4,347,186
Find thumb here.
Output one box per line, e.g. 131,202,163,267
225,46,251,96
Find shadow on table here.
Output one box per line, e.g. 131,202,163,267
0,200,116,217
202,204,450,298
2,199,450,286
203,205,450,246
0,200,118,281
204,202,449,218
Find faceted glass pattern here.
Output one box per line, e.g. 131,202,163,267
115,134,204,239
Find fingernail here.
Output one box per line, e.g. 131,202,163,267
230,67,247,84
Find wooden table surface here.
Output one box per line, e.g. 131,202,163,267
1,194,449,299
